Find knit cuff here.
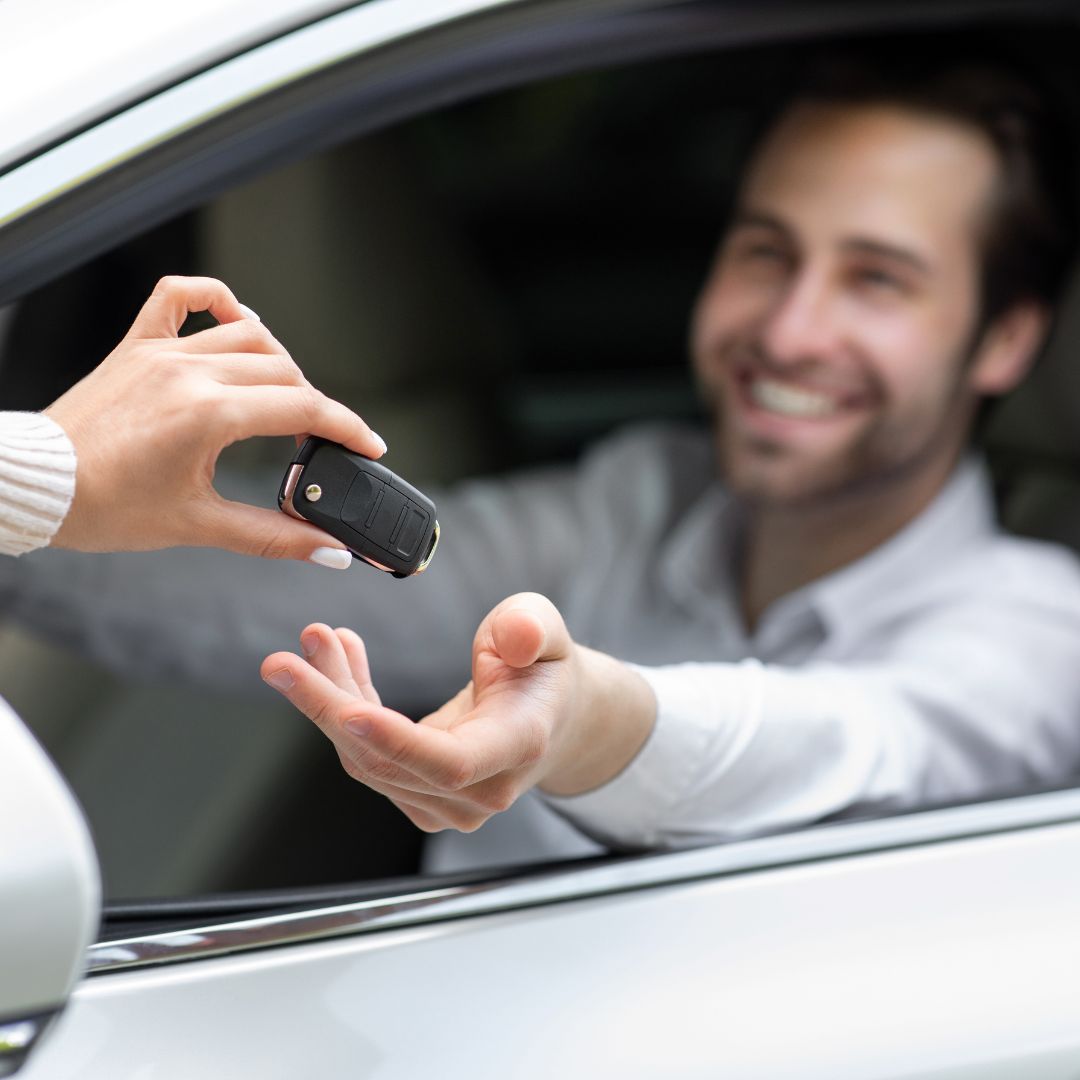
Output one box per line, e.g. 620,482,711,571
0,412,77,556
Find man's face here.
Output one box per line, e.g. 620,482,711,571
691,101,1003,506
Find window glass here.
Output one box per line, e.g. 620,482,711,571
3,32,1080,902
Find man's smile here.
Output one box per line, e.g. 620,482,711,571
747,376,843,419
727,361,874,436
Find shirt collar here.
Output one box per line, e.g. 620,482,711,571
657,455,998,644
775,455,998,643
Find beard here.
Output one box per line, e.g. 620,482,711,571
699,338,979,512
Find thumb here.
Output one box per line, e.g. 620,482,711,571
128,276,249,339
195,497,353,565
490,592,572,669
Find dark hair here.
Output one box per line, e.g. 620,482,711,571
755,43,1079,329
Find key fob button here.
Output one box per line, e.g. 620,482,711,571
392,503,426,559
367,486,406,547
341,472,384,529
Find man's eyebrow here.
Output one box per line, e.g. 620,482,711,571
730,213,935,276
730,210,790,235
841,238,934,277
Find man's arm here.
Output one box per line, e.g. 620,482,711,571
0,457,590,707
263,564,1080,846
260,593,656,832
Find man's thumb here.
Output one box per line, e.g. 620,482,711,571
490,593,571,669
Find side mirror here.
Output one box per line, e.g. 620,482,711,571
0,705,100,1077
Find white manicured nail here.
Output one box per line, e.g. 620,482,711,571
372,432,388,456
239,303,262,322
309,547,352,570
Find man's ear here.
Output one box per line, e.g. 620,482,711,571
968,300,1050,396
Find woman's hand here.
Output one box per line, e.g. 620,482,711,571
45,275,385,563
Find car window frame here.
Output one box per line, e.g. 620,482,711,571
3,0,1080,967
89,784,1080,973
0,0,1070,303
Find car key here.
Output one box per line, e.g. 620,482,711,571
279,437,440,577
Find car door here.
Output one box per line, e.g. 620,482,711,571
4,0,1080,1077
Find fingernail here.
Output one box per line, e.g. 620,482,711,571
345,717,371,738
371,432,388,456
301,633,319,658
264,669,294,692
309,547,352,570
238,303,261,322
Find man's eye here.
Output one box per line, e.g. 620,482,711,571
853,267,906,293
733,241,791,268
744,243,787,261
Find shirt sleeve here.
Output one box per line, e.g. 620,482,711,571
544,564,1080,849
0,458,588,708
0,412,76,556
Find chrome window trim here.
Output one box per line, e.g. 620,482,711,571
89,785,1080,974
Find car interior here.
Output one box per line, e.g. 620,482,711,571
3,19,1080,913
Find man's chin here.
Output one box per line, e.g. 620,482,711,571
719,452,865,510
714,424,870,508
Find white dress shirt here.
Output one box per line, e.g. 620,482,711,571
431,426,1080,869
5,424,1080,873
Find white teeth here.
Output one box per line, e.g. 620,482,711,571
749,378,840,418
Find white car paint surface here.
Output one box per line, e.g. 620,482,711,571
20,820,1080,1079
0,701,98,1025
0,0,351,171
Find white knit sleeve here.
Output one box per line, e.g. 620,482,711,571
0,412,77,556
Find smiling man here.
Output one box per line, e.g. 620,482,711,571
259,51,1080,859
7,46,1080,871
695,94,1052,628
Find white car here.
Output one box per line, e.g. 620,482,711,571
4,1,1080,1077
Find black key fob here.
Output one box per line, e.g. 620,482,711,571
279,437,440,578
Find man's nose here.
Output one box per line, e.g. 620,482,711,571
759,269,840,365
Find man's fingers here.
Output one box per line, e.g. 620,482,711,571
194,497,354,563
128,276,248,339
335,627,381,705
354,773,501,834
489,592,573,669
297,623,372,701
360,704,545,790
261,653,442,792
261,649,405,742
261,646,538,825
219,384,387,459
382,796,446,834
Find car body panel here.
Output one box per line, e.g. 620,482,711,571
0,0,518,220
22,811,1080,1079
0,0,362,172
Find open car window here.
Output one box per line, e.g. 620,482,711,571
2,0,1080,942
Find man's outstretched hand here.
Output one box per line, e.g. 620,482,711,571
260,593,655,832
